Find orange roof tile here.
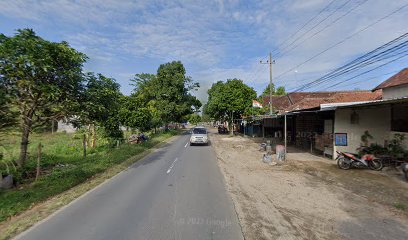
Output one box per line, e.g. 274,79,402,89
263,90,382,112
373,67,408,90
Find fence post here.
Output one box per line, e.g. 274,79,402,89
35,143,42,181
83,134,87,159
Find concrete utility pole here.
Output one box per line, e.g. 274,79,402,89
260,52,274,115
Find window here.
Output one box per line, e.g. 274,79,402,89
391,103,408,132
193,128,207,134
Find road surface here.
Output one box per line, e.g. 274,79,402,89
16,131,243,240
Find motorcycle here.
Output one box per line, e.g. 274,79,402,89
336,151,383,171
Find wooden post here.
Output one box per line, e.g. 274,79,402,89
36,143,42,181
83,134,87,159
92,124,97,148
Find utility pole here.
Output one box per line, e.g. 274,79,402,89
260,52,274,115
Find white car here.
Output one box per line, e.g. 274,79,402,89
190,127,208,146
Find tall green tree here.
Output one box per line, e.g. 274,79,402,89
0,29,87,167
72,73,123,146
206,79,256,122
119,95,152,132
131,61,201,126
152,61,201,124
188,114,201,125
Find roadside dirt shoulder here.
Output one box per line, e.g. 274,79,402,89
211,132,408,240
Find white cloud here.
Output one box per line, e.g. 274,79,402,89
1,0,407,98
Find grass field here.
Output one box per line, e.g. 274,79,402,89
0,130,179,222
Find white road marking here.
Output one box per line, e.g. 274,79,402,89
166,158,178,174
184,142,189,148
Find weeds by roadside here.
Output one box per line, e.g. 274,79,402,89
0,130,179,223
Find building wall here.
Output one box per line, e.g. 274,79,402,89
383,84,408,99
333,106,391,157
57,120,77,133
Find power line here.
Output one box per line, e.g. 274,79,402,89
276,0,369,58
322,70,400,90
274,2,408,82
316,40,408,81
316,53,408,90
274,0,354,57
271,0,337,55
289,32,408,92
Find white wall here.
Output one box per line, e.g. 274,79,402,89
333,106,391,157
57,120,77,133
383,84,408,99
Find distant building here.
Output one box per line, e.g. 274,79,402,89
57,120,77,133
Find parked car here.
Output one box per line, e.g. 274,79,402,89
190,127,208,146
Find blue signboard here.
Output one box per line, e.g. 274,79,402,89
335,133,347,146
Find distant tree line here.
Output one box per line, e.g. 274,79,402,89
0,29,201,168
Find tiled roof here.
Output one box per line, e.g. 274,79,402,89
373,67,408,90
263,90,382,113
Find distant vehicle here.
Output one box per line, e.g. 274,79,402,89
190,127,208,146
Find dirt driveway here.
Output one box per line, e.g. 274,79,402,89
210,131,408,240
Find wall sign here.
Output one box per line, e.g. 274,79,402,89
335,133,347,146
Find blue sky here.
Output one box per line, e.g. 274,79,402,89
1,0,407,102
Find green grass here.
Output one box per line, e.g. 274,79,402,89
0,130,179,222
393,202,407,210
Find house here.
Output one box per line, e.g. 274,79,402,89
332,68,408,157
263,91,382,113
373,67,408,99
242,67,408,159
259,91,381,152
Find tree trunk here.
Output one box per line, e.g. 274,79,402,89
18,117,32,168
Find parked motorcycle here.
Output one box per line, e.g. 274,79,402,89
336,151,383,171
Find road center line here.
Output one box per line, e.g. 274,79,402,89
166,158,178,174
184,142,189,148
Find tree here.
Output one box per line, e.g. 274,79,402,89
119,95,152,132
131,61,201,127
0,86,17,132
261,83,286,97
244,106,266,116
189,114,201,125
0,29,87,167
206,79,256,122
73,73,123,146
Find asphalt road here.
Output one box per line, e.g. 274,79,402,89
16,131,244,240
